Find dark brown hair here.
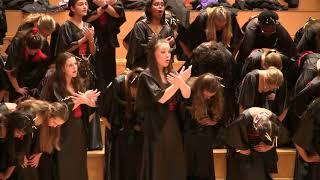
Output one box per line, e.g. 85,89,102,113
191,73,224,122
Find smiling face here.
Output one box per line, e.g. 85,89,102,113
155,41,171,69
70,0,88,17
151,0,165,20
64,57,78,79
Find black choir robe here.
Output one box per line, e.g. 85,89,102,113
223,109,289,180
293,101,320,180
98,74,143,180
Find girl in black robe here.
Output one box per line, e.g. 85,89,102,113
223,107,289,180
238,67,285,119
294,53,320,94
41,52,100,180
288,76,320,136
54,0,97,90
85,0,126,90
125,0,175,69
178,6,242,62
1,108,39,180
99,68,144,180
180,73,224,180
190,41,234,124
136,38,191,180
236,10,296,65
240,49,289,119
293,97,320,180
296,22,320,54
4,28,49,101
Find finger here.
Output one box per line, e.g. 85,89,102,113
179,66,185,74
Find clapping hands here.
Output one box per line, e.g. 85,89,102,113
72,89,101,108
166,65,192,86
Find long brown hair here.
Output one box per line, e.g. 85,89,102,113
146,37,174,87
191,73,224,122
43,52,84,99
17,99,68,153
206,6,232,47
124,68,144,121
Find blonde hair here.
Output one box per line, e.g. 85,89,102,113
23,13,56,32
263,49,283,70
265,66,284,87
205,6,232,47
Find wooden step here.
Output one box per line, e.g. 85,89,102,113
87,147,296,180
213,148,296,180
2,10,320,59
88,148,104,180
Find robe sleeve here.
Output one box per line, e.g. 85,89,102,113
238,72,257,109
54,23,74,56
178,11,206,51
125,21,148,69
293,112,314,151
4,36,23,72
222,113,250,150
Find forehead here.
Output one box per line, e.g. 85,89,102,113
75,0,87,4
153,0,164,3
65,57,76,64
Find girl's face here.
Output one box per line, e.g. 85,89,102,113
202,90,216,100
151,0,165,20
264,83,279,92
64,57,78,79
214,16,227,31
48,117,65,127
155,42,171,69
71,0,88,17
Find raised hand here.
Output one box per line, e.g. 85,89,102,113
165,36,175,47
93,0,107,7
83,26,95,42
254,143,274,152
179,65,192,82
167,72,184,87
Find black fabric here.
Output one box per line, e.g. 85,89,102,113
190,41,236,124
294,53,320,94
87,113,103,150
41,83,89,180
4,32,50,101
222,109,289,180
85,0,126,89
236,17,296,65
285,0,299,8
238,70,268,109
179,99,220,179
98,74,143,180
136,69,186,180
294,156,320,180
177,9,243,63
233,0,288,10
